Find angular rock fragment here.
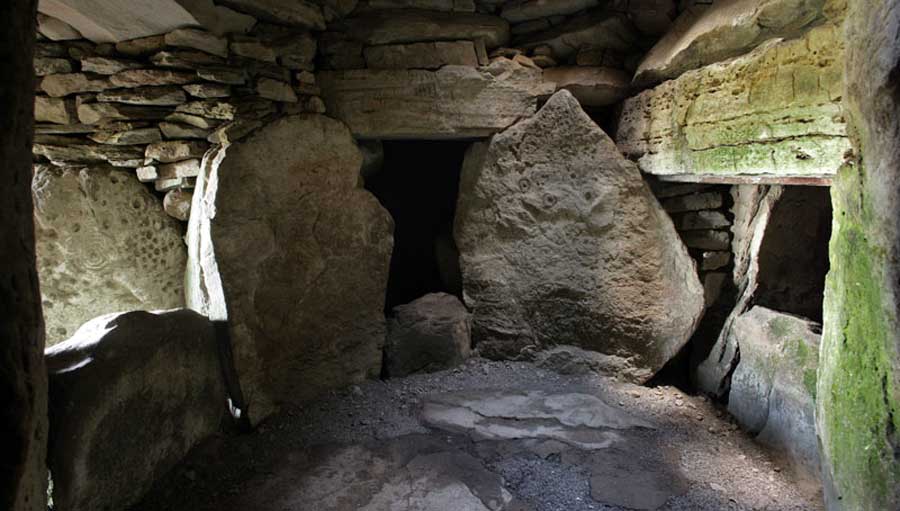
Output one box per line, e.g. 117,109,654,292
88,127,162,145
80,56,143,75
176,99,237,120
183,83,232,98
255,78,298,102
145,140,209,163
41,73,111,97
159,122,210,139
109,69,197,88
37,12,83,41
46,310,222,511
149,50,224,69
34,57,74,76
32,166,186,344
386,293,472,377
501,0,599,23
186,115,393,423
541,66,630,107
455,91,703,380
35,96,77,124
96,86,188,106
164,28,229,58
115,35,167,57
163,189,193,221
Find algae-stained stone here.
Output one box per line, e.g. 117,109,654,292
726,306,820,478
186,115,393,423
319,60,552,139
633,0,830,87
616,25,849,179
818,1,900,508
32,165,186,345
46,310,224,511
455,91,704,382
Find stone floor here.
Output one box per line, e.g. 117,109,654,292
132,359,824,511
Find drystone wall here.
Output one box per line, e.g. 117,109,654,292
32,24,323,222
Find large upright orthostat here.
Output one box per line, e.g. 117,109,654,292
1,1,47,510
817,1,900,509
186,114,393,423
455,90,705,382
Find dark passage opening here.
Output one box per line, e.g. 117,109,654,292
754,186,832,323
363,141,469,314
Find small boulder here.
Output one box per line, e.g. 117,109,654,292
386,293,472,377
46,309,225,511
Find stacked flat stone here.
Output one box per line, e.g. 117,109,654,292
32,24,324,221
651,181,734,308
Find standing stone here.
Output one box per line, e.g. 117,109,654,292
818,1,900,509
186,115,393,424
726,306,820,479
455,91,704,381
32,165,186,345
386,293,472,377
2,1,48,509
46,310,224,511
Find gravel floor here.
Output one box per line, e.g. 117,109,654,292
132,358,824,511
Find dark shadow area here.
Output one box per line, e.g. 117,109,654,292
364,141,469,314
754,186,832,323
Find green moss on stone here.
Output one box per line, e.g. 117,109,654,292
819,163,900,509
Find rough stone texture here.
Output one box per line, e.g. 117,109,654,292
386,293,472,377
186,114,393,423
634,0,831,87
541,66,629,107
455,91,704,382
514,10,637,60
501,0,599,23
35,96,76,124
32,165,187,345
164,188,193,220
617,25,849,179
726,306,820,479
817,1,900,509
38,0,203,43
219,0,326,30
329,9,510,49
40,72,111,97
320,59,553,139
363,40,479,69
46,310,224,511
1,1,48,509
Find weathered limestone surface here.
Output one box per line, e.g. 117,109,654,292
455,91,704,381
634,0,831,87
817,1,900,509
541,66,629,107
46,310,224,511
330,9,510,48
386,293,472,377
38,0,203,43
186,114,393,423
726,306,820,478
319,59,554,139
32,165,186,345
2,1,48,509
617,25,848,179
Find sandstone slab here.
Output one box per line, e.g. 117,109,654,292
515,9,637,60
35,96,76,124
634,0,830,87
32,165,186,344
386,293,472,377
319,60,553,139
46,309,223,511
186,115,393,423
455,91,704,381
501,0,599,23
38,0,202,43
40,73,111,97
616,25,849,179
